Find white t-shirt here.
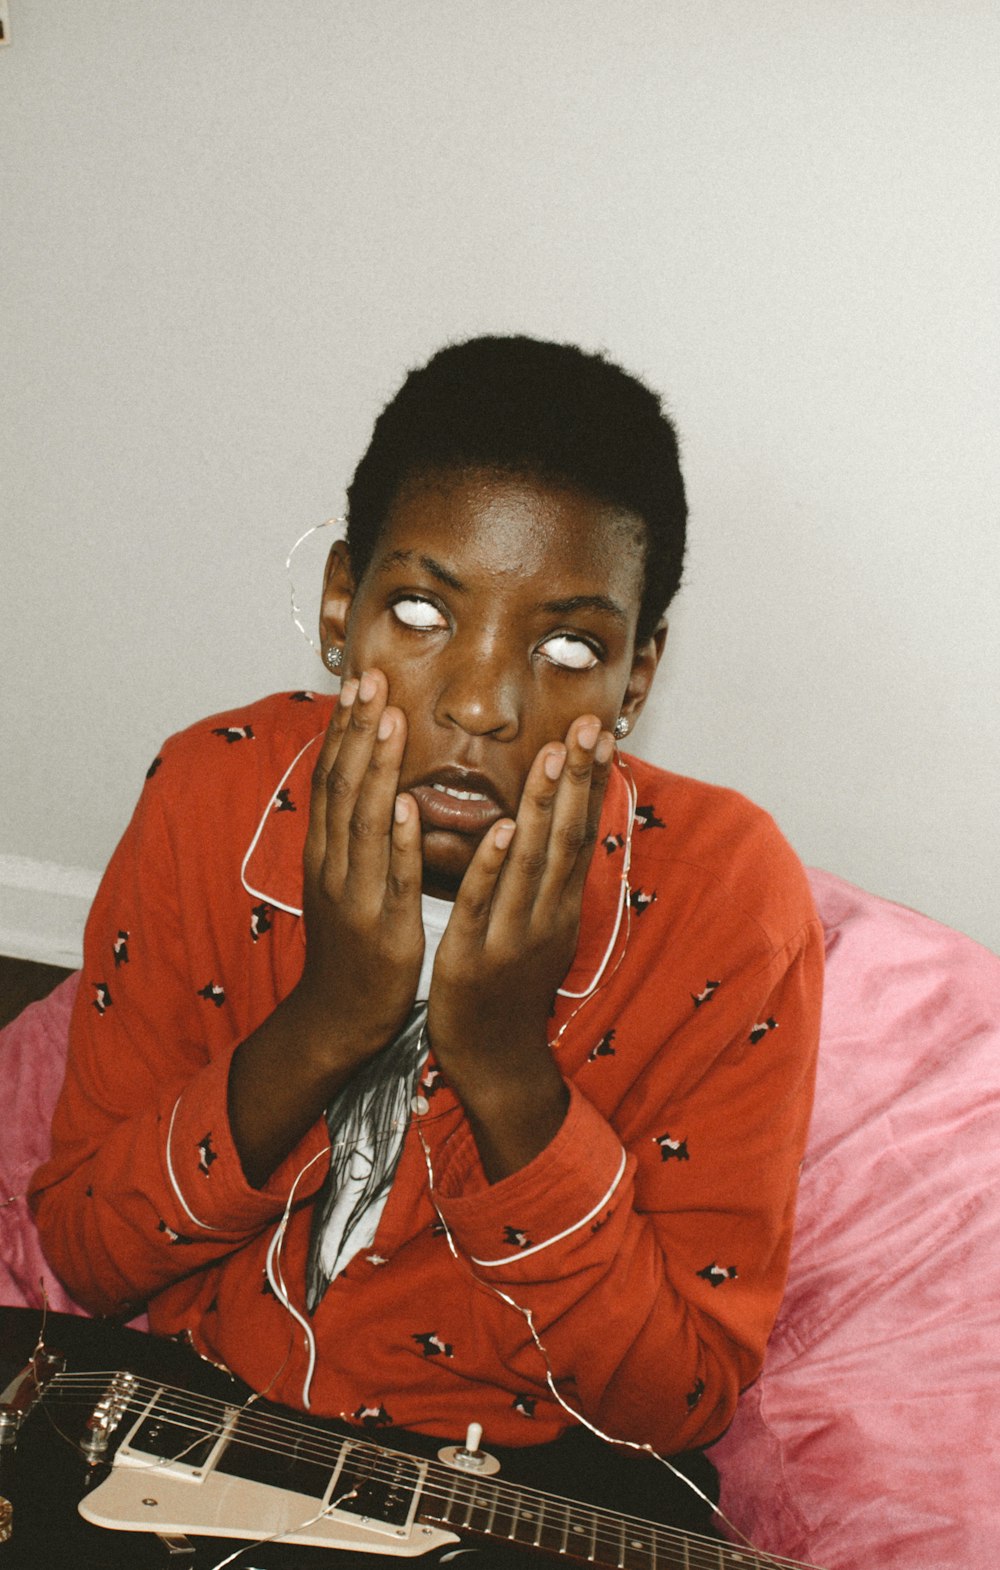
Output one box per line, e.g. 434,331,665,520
305,893,454,1306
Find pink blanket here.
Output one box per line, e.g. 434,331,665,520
710,870,1000,1568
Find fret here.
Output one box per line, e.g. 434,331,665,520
536,1496,572,1555
649,1523,695,1570
485,1483,518,1541
438,1470,461,1526
627,1516,658,1570
600,1517,692,1570
510,1497,545,1550
621,1524,658,1570
457,1480,476,1529
506,1489,525,1545
532,1498,546,1549
461,1479,497,1536
482,1485,500,1537
563,1503,599,1561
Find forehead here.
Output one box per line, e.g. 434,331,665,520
372,468,647,614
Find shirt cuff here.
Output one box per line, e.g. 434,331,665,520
162,1047,330,1237
432,1085,631,1274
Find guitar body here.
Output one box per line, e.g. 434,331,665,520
0,1309,800,1570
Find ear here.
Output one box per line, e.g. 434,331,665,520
619,622,668,727
318,540,356,665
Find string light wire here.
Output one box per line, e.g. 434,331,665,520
285,515,344,655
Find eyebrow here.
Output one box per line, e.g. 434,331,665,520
540,594,628,625
379,550,465,592
378,551,628,624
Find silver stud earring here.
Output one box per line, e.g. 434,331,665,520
324,645,343,674
614,716,630,740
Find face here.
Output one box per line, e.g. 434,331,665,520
322,469,663,897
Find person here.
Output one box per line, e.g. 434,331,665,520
30,336,823,1551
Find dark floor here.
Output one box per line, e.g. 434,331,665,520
0,956,75,1031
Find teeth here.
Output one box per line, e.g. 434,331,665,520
431,784,489,802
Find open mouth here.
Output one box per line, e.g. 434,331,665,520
408,773,509,836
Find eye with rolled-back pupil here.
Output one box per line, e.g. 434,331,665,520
391,598,446,629
540,635,599,670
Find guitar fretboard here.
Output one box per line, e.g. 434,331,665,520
418,1460,773,1569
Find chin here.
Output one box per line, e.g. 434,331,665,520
419,827,481,899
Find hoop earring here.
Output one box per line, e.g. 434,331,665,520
285,514,346,655
324,646,343,674
614,716,630,740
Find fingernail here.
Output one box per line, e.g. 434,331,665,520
339,678,359,708
596,733,614,764
359,671,377,702
394,795,409,824
577,720,600,750
544,748,566,781
494,821,515,849
377,711,395,741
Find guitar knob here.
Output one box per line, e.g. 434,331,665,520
437,1421,501,1476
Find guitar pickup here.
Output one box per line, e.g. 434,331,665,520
115,1385,238,1481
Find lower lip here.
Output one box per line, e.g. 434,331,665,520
409,785,505,836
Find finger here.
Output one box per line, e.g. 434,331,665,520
322,668,387,849
536,715,615,904
445,817,517,944
490,712,604,921
340,698,410,899
305,678,358,878
384,791,427,924
532,716,604,897
486,742,567,922
558,728,612,916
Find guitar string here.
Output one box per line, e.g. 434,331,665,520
36,1389,787,1570
40,1374,809,1570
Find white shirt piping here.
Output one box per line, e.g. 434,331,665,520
165,1095,223,1233
469,1145,628,1267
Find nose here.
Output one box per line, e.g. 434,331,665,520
435,633,521,740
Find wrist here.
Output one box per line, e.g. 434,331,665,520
279,983,389,1083
435,1031,569,1182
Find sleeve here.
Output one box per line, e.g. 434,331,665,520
29,746,329,1318
430,918,823,1453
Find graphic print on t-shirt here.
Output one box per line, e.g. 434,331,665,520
306,1001,428,1311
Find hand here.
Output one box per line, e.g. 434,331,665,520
427,716,615,1178
229,670,424,1186
296,669,425,1068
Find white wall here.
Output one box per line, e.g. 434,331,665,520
2,0,998,964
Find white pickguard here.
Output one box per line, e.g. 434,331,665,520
79,1402,459,1557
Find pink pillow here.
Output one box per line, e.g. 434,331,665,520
1,972,92,1315
710,870,1000,1570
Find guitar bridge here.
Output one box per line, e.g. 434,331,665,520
0,1346,66,1444
81,1372,141,1463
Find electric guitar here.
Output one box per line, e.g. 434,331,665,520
0,1309,824,1570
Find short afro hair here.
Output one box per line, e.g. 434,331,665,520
345,335,687,643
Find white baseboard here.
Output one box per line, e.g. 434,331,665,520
0,854,99,969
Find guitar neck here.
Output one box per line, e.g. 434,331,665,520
418,1455,783,1569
